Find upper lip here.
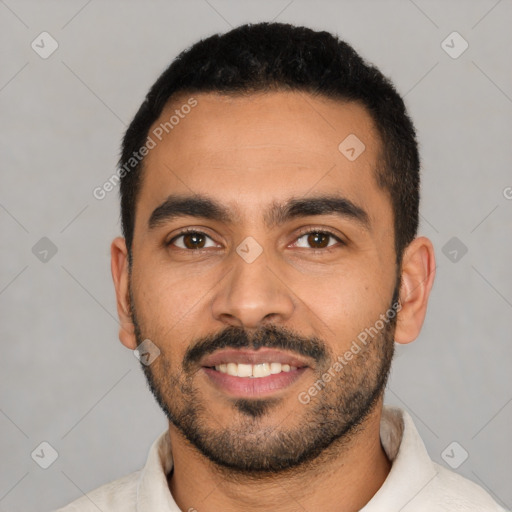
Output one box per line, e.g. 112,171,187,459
200,348,311,368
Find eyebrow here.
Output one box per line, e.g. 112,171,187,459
148,193,371,231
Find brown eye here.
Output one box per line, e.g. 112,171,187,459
307,232,330,249
168,231,216,250
293,230,342,250
182,232,206,249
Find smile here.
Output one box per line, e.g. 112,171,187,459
200,348,311,397
213,362,299,378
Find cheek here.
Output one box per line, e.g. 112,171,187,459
293,265,391,351
136,255,200,311
132,263,205,355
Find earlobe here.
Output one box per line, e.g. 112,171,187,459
110,237,138,350
394,236,436,345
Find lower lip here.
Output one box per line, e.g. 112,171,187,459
202,367,308,397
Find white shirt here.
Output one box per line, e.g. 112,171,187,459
55,406,508,511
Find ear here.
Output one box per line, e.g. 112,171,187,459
394,236,436,344
111,237,137,350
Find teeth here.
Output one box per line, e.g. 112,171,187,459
227,362,238,376
253,363,271,377
237,363,252,377
270,362,281,374
213,362,300,378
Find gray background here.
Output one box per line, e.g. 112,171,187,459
1,1,511,511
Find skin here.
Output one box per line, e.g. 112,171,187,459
111,91,436,512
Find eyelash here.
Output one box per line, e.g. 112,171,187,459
166,227,345,253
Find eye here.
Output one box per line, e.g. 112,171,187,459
167,229,218,250
291,229,344,250
166,228,344,252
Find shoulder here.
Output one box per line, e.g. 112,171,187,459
378,407,508,511
414,462,508,511
53,470,140,512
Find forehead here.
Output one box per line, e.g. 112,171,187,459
136,91,387,229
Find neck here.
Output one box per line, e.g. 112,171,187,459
167,400,391,512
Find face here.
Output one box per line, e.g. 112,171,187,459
127,91,400,473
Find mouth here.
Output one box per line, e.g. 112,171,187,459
210,362,299,377
200,348,311,398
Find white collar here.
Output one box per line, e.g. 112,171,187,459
135,405,437,511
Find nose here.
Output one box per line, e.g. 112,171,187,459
211,247,295,330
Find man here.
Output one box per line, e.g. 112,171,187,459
56,22,507,511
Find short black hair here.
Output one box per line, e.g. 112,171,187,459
119,21,420,265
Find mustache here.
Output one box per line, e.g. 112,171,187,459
183,324,328,370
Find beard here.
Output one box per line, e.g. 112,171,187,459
129,282,398,475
